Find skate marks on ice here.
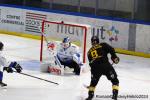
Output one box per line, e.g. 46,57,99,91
0,86,7,95
0,87,7,91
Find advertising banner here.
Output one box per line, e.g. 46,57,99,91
0,5,149,54
25,11,47,34
0,6,25,32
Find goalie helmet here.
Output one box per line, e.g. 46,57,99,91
0,41,4,51
91,36,99,46
62,37,71,48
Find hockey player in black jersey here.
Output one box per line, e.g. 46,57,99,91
86,36,120,100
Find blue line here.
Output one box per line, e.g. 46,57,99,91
0,4,150,25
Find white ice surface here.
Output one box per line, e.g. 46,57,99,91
0,34,150,100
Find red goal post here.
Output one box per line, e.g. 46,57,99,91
40,20,91,64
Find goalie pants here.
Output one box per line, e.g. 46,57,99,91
59,60,80,74
89,62,119,88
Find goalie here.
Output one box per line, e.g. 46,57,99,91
56,37,83,75
0,42,22,87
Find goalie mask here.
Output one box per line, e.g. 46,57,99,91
91,36,99,46
62,37,71,48
0,41,4,51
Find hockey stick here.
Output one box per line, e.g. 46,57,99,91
83,84,90,89
14,71,59,85
54,56,64,68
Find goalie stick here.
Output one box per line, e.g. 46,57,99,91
14,71,59,85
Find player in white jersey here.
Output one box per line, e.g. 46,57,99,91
56,37,83,75
0,42,22,87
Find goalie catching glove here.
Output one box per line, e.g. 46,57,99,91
111,56,120,64
3,62,22,73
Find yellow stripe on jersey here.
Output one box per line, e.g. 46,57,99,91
112,85,119,90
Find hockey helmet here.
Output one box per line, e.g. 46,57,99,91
62,37,71,48
91,36,99,45
0,41,4,51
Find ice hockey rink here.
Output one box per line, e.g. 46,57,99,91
0,33,150,100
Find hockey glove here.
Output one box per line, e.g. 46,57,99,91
3,67,13,73
9,62,23,73
15,64,22,73
111,57,120,64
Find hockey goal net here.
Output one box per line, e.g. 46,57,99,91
40,20,91,69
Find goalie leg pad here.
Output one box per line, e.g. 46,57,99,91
48,67,62,75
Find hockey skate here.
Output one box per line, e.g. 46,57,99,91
74,71,80,75
73,67,81,75
112,95,117,100
85,91,94,100
85,97,93,100
0,81,7,87
112,90,118,100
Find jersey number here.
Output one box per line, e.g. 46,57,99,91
91,50,98,59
